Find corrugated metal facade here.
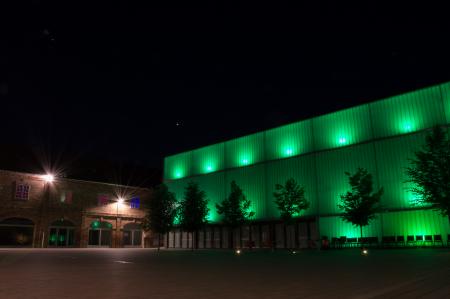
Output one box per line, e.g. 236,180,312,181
164,81,450,243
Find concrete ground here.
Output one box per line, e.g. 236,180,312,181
0,248,449,299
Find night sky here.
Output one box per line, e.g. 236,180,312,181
2,2,450,186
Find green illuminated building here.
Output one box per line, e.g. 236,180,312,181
164,82,450,249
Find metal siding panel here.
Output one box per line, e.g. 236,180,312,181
312,104,373,151
374,132,427,210
266,155,317,219
319,216,381,239
265,120,314,160
440,82,450,124
225,132,265,168
164,152,193,180
225,164,266,221
316,143,378,215
192,143,225,176
382,210,449,239
191,172,226,224
370,86,445,139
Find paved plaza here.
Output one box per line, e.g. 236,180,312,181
0,248,449,298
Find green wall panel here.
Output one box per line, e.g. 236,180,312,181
266,155,317,219
225,132,265,168
374,132,426,209
192,143,225,176
440,82,450,124
164,152,193,180
265,120,314,160
319,216,381,239
370,86,445,138
315,143,378,215
192,172,226,223
312,105,372,151
382,210,449,239
225,164,267,221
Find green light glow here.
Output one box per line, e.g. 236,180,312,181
284,148,294,156
400,121,415,133
174,169,184,179
338,137,347,145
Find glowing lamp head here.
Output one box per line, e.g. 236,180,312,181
117,197,124,204
42,174,55,183
292,250,297,254
338,137,347,145
242,159,249,165
235,249,241,255
206,165,213,171
362,249,368,255
285,149,293,156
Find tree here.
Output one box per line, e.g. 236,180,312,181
406,126,450,221
178,182,209,250
216,181,254,249
145,184,177,251
273,178,309,249
338,168,383,247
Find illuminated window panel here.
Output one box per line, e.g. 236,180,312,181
265,120,314,160
370,85,445,138
225,132,265,168
440,82,450,124
164,152,193,180
192,143,225,175
312,105,372,151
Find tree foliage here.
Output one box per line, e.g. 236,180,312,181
338,168,383,230
273,178,309,224
146,184,177,234
406,126,450,219
178,182,209,233
216,181,254,228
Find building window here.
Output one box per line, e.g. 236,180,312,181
60,191,73,204
97,194,109,206
130,197,140,209
15,184,30,201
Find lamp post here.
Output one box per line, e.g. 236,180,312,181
41,173,55,248
116,197,124,248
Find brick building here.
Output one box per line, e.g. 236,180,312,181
0,169,153,248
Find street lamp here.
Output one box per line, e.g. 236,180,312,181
42,174,55,183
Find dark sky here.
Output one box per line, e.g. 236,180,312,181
2,2,450,186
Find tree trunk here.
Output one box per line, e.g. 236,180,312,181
360,225,363,249
229,227,234,249
157,233,161,251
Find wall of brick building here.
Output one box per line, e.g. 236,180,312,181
0,170,152,248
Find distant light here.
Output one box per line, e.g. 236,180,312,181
206,165,213,171
117,197,124,204
338,137,347,145
235,249,241,255
362,249,368,255
292,250,297,254
42,174,54,183
285,149,293,155
403,123,413,132
242,159,249,165
175,172,182,178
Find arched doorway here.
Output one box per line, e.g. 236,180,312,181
88,221,112,247
0,218,34,247
48,219,75,247
122,223,142,247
